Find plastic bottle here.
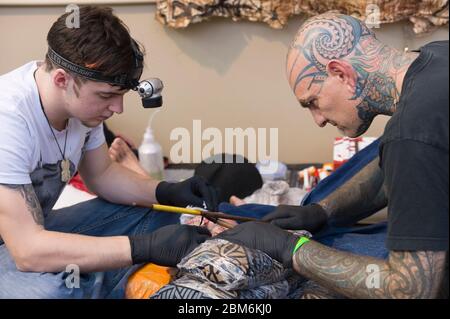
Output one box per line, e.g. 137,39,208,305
139,127,164,181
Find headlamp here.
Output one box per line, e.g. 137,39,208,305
47,38,163,108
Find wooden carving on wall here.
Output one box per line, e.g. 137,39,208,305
156,0,449,34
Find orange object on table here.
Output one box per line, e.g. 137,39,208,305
125,263,177,299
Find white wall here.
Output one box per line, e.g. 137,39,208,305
1,4,448,163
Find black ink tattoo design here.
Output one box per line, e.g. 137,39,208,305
294,241,446,299
289,14,416,135
1,184,44,226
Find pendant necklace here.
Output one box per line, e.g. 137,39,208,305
38,96,71,183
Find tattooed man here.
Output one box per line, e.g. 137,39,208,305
219,13,448,299
0,6,217,298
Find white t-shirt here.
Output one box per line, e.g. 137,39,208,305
0,61,105,213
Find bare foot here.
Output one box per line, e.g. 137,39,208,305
116,134,137,149
109,137,148,177
229,195,247,206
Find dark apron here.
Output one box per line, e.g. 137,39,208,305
30,156,76,218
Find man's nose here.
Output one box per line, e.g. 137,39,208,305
109,96,124,114
310,109,327,128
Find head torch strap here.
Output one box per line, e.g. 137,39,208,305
47,47,105,81
47,39,143,89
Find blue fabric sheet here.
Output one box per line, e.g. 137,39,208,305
218,139,388,260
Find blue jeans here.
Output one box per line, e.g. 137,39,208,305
0,198,180,299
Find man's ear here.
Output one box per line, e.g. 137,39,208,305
326,60,358,94
52,68,71,89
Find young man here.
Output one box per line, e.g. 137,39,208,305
218,13,448,298
0,6,217,298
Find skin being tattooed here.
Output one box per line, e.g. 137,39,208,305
287,13,418,137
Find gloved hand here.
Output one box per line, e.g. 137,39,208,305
129,224,211,266
156,176,219,211
261,204,328,233
216,222,299,268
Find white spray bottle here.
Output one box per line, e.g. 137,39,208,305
139,110,164,180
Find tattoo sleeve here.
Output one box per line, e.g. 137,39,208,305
293,241,447,299
0,184,44,226
318,157,387,227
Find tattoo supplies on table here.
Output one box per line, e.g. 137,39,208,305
243,180,308,206
334,137,377,169
296,137,378,192
297,164,334,191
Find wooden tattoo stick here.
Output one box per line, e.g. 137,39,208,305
151,204,259,228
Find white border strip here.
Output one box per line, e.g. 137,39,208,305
0,0,156,5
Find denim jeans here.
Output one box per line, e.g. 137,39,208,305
0,198,180,299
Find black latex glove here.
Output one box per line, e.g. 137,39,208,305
129,224,211,266
156,176,219,211
261,204,328,233
216,222,299,268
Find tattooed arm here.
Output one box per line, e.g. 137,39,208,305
0,184,132,273
0,184,44,246
293,240,447,299
317,157,387,227
218,221,447,299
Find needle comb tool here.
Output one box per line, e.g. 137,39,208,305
151,204,259,229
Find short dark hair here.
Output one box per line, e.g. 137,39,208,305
45,5,144,86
